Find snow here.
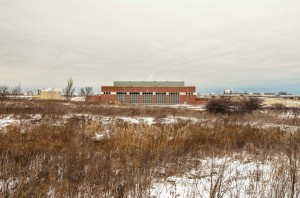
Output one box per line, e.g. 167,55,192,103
152,104,206,111
150,155,276,198
280,111,300,119
117,117,141,124
0,178,18,192
116,116,199,125
0,114,43,132
32,114,42,121
93,133,106,141
47,187,56,198
160,116,199,124
0,115,20,132
1,111,299,196
116,116,155,124
71,97,86,102
1,113,300,134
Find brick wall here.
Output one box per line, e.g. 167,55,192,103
101,86,196,93
96,85,205,105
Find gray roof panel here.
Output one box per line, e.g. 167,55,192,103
114,81,185,87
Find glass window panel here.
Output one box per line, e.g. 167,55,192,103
156,93,166,105
169,93,179,105
130,92,140,104
116,92,126,104
143,93,153,105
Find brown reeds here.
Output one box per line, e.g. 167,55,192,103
1,100,300,197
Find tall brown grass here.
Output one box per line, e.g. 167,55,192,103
1,100,300,197
1,112,300,197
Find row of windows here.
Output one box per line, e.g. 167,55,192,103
116,92,179,105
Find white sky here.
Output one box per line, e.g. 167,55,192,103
0,0,300,94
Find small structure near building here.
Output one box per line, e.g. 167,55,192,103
40,88,62,100
224,89,234,94
279,95,300,100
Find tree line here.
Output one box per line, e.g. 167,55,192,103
0,77,93,101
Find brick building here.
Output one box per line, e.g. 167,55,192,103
88,81,207,105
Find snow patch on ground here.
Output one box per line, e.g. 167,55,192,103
150,156,275,198
117,117,142,124
0,178,18,193
0,115,20,132
116,116,198,125
93,133,107,141
280,111,300,119
1,113,300,133
71,97,86,102
168,104,206,111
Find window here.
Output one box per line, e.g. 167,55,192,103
143,93,153,105
104,92,111,95
116,92,126,104
130,92,140,104
156,93,166,105
169,93,179,105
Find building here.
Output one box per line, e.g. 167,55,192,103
39,88,62,100
280,95,300,100
208,91,277,98
88,81,206,105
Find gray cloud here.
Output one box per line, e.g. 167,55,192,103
0,0,300,93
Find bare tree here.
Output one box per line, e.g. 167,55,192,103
64,78,75,100
11,84,22,96
80,87,93,101
80,87,93,96
26,89,34,96
0,85,10,101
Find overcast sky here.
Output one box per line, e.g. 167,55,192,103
0,0,300,94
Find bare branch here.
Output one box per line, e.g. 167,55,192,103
64,78,75,100
0,85,10,100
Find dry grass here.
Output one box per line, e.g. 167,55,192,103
1,100,300,197
0,99,200,119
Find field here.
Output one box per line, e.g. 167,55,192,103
263,98,300,108
1,100,300,197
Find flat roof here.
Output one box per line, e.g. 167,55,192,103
113,81,185,87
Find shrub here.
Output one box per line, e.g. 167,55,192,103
240,97,263,112
205,97,233,114
206,96,263,114
272,103,286,111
